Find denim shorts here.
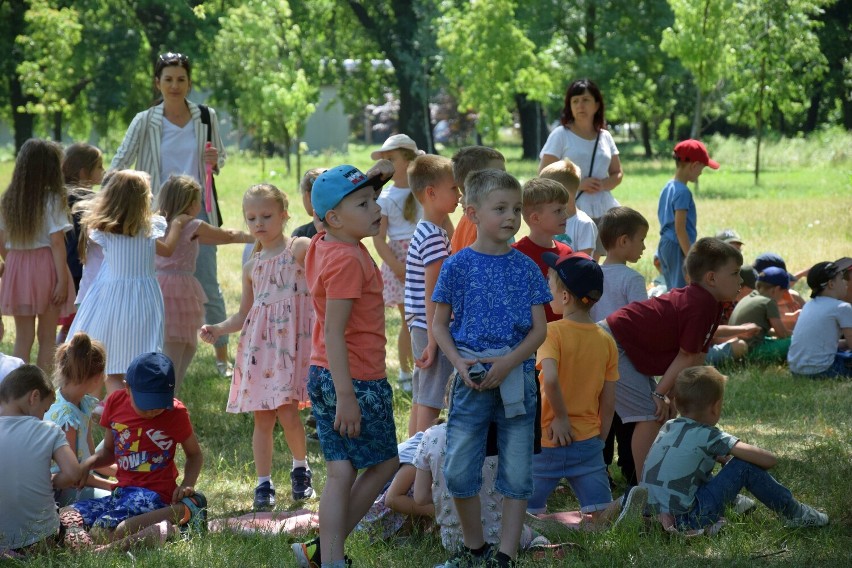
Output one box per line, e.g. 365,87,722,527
308,365,398,470
527,437,612,514
72,486,167,529
599,322,657,423
443,370,537,500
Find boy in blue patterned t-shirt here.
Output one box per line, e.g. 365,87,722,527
432,170,551,568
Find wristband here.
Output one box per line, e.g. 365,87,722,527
652,391,670,404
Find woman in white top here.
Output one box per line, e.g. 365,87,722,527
111,53,233,376
539,79,624,255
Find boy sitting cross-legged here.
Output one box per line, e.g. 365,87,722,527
432,169,551,567
727,266,793,364
641,365,828,531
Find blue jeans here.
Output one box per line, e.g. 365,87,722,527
528,437,612,514
443,371,537,500
676,458,800,530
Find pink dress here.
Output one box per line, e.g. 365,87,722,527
155,219,207,343
227,242,313,413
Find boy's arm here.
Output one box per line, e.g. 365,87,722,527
656,348,704,421
713,323,761,340
52,444,83,490
79,428,116,485
540,358,574,446
674,210,691,256
767,316,790,338
385,464,435,518
416,258,446,369
432,302,477,386
840,327,852,348
598,381,616,442
479,304,547,390
173,432,203,503
325,298,362,437
729,440,777,469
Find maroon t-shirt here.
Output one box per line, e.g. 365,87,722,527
100,390,193,503
512,236,573,323
606,283,722,376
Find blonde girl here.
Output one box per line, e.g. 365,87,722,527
58,143,106,343
200,184,314,510
370,135,423,392
67,170,190,395
46,332,117,505
156,175,252,388
0,139,75,371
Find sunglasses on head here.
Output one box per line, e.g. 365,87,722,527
158,52,188,64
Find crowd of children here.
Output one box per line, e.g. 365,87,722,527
0,118,846,564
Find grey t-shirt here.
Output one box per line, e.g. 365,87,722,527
788,296,852,374
0,416,68,550
590,264,648,322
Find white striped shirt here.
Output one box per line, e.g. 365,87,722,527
404,220,450,330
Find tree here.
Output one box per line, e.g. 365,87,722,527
437,0,554,147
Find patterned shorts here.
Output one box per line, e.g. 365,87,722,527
72,486,168,530
380,239,409,307
308,365,398,470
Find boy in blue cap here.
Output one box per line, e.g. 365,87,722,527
67,352,205,543
728,266,793,363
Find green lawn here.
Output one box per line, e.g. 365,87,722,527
0,137,851,566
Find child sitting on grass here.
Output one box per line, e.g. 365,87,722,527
641,366,829,530
728,266,793,364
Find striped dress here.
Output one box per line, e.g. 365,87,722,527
69,216,167,374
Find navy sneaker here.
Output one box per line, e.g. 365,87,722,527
291,467,314,501
253,480,276,511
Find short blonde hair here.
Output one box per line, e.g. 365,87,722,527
522,178,569,216
674,366,727,414
465,170,521,208
452,146,505,189
300,168,326,195
540,159,581,196
408,154,454,197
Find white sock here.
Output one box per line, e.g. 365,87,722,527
258,475,273,488
293,459,309,471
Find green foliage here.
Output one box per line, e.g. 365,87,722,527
437,0,555,144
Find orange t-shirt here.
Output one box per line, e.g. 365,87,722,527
536,319,619,446
450,215,477,253
305,232,386,380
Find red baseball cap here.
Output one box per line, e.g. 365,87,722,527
673,139,720,169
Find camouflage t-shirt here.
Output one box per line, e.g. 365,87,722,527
640,417,739,514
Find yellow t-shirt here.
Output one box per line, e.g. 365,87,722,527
536,319,618,446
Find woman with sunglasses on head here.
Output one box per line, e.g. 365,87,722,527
111,52,233,378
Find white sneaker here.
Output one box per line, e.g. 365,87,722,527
785,503,828,528
732,494,757,515
613,486,647,528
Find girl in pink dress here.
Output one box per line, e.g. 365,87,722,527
200,184,314,511
156,175,252,389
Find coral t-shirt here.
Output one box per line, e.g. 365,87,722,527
101,390,193,503
306,232,386,380
606,284,722,376
450,215,477,253
512,236,573,323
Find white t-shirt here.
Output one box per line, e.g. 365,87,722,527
377,184,421,241
0,194,72,250
0,417,68,550
540,127,620,217
590,264,648,322
160,118,200,190
0,353,25,384
565,209,598,253
788,296,852,374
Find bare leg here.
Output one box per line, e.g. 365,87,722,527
414,405,440,434
94,521,177,552
407,404,418,437
105,374,125,396
215,343,229,365
499,498,527,558
36,308,60,372
397,304,413,374
631,420,662,482
276,402,307,462
454,495,485,550
12,315,35,363
253,409,277,478
163,341,196,391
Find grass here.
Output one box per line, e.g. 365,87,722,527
0,134,851,566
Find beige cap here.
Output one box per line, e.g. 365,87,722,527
370,134,424,160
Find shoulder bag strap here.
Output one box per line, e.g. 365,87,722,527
575,130,600,203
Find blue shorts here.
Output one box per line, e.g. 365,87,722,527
71,486,167,529
443,370,537,500
528,437,613,514
308,365,398,470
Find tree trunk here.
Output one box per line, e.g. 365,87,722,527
516,93,548,160
9,0,34,152
641,121,652,158
690,89,702,139
755,45,768,186
53,111,63,142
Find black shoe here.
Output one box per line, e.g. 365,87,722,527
291,467,314,501
485,552,516,568
253,480,276,511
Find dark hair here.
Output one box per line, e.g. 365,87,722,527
0,365,53,403
685,237,743,283
673,366,727,414
62,143,103,186
559,79,606,130
599,206,649,250
155,52,191,81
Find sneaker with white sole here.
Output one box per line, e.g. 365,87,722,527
613,486,647,528
732,494,757,515
785,503,828,528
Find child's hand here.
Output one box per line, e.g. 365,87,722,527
199,324,221,344
172,484,196,504
578,177,603,194
714,455,731,465
415,341,438,369
366,159,395,181
652,394,676,423
334,394,362,438
738,323,761,339
52,280,68,305
547,417,574,446
451,357,480,389
478,355,514,390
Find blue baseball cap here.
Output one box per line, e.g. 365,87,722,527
311,165,389,221
542,252,603,305
753,252,787,273
126,353,175,410
756,266,792,290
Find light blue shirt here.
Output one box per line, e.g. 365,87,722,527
658,179,696,245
